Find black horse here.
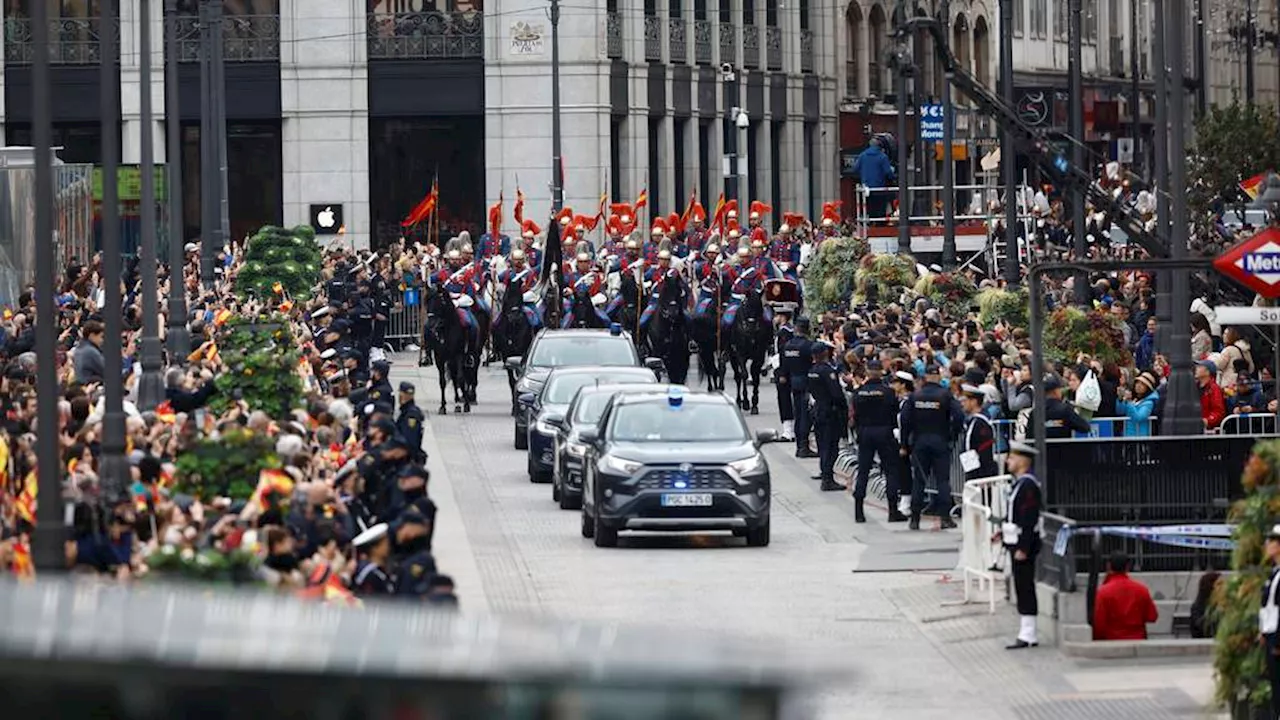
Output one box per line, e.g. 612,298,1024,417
646,272,691,385
493,280,538,415
609,270,647,355
729,286,771,414
564,285,609,329
689,277,731,392
422,285,476,414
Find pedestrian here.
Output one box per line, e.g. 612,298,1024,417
351,523,395,597
774,311,796,440
806,340,845,492
850,358,904,523
900,363,962,529
783,317,816,456
1091,551,1159,641
1003,442,1042,650
958,384,998,481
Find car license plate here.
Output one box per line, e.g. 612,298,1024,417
661,493,713,507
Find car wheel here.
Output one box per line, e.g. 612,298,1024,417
593,515,618,548
559,487,581,510
514,423,528,450
552,476,561,502
745,519,770,547
581,508,595,538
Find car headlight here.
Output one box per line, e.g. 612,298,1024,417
728,454,766,477
534,417,558,435
598,454,643,476
565,441,588,458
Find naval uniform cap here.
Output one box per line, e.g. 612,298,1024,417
1268,524,1280,541
893,370,915,382
311,306,332,319
961,383,983,398
320,348,337,360
353,522,389,548
1009,441,1038,457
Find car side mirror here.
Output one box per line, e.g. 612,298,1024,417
755,429,779,445
518,392,536,406
644,357,665,372
504,356,524,372
578,429,598,445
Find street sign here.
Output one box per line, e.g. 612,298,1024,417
1214,226,1280,299
1116,138,1134,163
919,104,944,141
1214,306,1280,325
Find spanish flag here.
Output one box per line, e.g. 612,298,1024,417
401,176,439,228
272,281,284,295
15,470,35,525
214,308,234,326
10,538,33,580
278,299,294,314
1241,173,1269,200
634,188,648,211
680,189,697,230
710,192,727,232
155,400,177,424
250,467,295,512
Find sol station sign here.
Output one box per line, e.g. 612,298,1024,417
1214,226,1280,299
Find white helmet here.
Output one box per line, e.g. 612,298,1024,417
511,248,526,261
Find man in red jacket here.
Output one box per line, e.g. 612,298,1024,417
1093,551,1159,641
1196,360,1226,430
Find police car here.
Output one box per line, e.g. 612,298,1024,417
506,325,663,450
577,388,777,548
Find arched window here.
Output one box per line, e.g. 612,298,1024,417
846,2,863,97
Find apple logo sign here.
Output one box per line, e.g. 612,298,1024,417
309,203,343,235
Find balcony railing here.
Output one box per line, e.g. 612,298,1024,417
669,18,687,63
800,28,814,73
693,19,712,64
172,14,279,62
765,25,781,70
718,22,736,65
607,11,623,59
869,60,882,96
644,14,662,62
367,10,483,60
4,16,120,65
845,60,858,97
742,24,759,67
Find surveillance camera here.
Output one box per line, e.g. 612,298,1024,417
735,111,750,129
720,62,735,79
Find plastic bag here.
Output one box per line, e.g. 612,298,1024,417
1075,370,1102,413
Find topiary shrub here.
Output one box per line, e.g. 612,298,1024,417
207,316,303,419
236,225,322,300
803,235,870,311
852,252,918,307
173,427,280,501
1214,440,1280,715
976,286,1030,330
914,271,978,319
1043,306,1133,367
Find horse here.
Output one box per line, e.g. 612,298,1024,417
610,270,646,355
729,286,771,414
689,277,730,392
422,284,476,414
646,273,691,385
565,285,609,329
493,279,537,416
466,301,490,404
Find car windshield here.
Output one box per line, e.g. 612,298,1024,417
529,337,636,368
609,401,748,443
573,384,655,422
547,375,652,405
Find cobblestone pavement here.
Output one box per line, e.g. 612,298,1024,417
391,357,1218,720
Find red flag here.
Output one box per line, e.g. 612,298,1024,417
401,176,439,227
634,188,648,211
679,189,697,231
1241,173,1268,200
514,186,526,225
710,192,727,231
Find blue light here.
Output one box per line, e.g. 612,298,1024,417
668,387,684,408
674,480,687,489
1053,155,1069,174
609,322,622,335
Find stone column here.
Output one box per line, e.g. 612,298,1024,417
280,0,369,249
121,0,166,164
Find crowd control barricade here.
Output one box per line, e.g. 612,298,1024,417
1043,436,1252,573
1219,412,1278,436
385,290,424,348
955,474,1014,612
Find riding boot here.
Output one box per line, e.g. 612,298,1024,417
854,498,866,523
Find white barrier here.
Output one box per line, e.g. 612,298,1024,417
954,474,1014,614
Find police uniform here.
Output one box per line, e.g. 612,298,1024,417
1004,443,1043,649
351,523,395,597
782,320,816,456
851,360,904,523
899,366,963,528
396,381,426,464
805,341,845,492
774,318,795,430
367,360,395,413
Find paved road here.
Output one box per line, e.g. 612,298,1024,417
390,357,1216,720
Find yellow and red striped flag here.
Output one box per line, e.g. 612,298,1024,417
401,176,439,227
1241,173,1269,200
634,188,648,211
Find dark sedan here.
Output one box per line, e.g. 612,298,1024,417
579,389,776,548
505,328,661,450
520,366,659,484
551,383,684,510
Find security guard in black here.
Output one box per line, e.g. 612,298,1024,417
806,341,845,491
900,364,963,526
851,359,904,522
783,317,816,457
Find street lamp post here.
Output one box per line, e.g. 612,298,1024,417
137,0,165,411
550,0,563,213
940,0,956,269
999,0,1018,286
723,64,741,205
1068,0,1087,305
99,0,128,500
198,0,216,288
212,0,229,246
892,1,911,255
30,0,63,572
1129,0,1141,178
164,0,190,362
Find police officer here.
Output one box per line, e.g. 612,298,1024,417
367,360,395,412
959,384,999,481
370,265,394,357
351,523,395,597
392,500,438,598
396,382,426,464
851,359,905,523
899,363,962,530
806,340,845,492
774,312,795,440
1004,442,1042,649
783,317,817,457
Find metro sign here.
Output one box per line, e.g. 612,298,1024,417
1214,227,1280,299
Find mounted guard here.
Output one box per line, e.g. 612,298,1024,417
477,197,510,259
684,200,710,256
561,246,611,328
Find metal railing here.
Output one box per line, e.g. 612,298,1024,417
366,10,483,60
718,21,736,65
4,16,119,65
742,24,760,67
845,60,858,96
644,14,662,62
1218,412,1279,436
171,14,279,62
607,11,623,59
765,25,781,70
799,28,814,73
386,299,424,347
693,18,713,64
669,18,687,63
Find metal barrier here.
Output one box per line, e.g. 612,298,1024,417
1036,511,1081,592
1219,412,1278,436
1043,435,1251,573
956,474,1014,612
385,297,423,348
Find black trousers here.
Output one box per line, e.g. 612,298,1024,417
1268,643,1280,720
1011,552,1038,616
776,378,794,422
791,387,811,451
910,435,952,514
855,428,899,502
814,413,840,480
